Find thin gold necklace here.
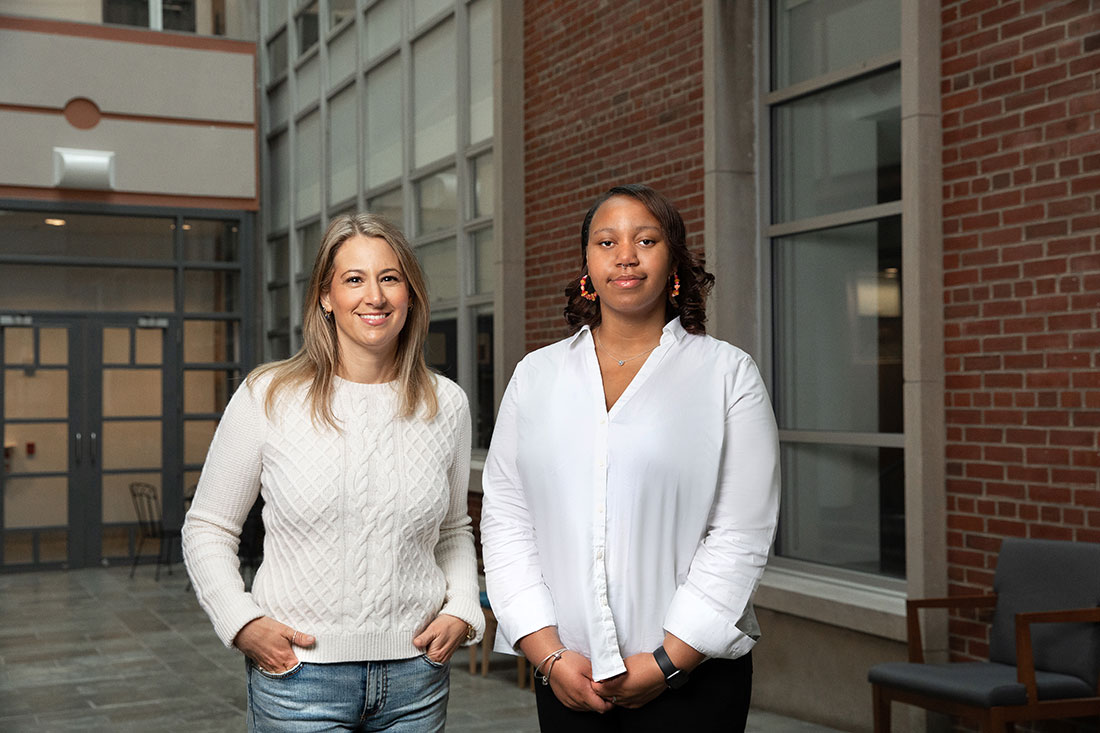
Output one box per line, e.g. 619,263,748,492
593,331,658,367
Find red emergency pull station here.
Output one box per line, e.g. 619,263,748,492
26,442,36,457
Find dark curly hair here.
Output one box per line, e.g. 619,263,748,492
564,184,715,335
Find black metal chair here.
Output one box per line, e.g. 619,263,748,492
129,481,181,581
868,538,1100,732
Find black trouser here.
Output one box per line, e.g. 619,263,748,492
533,653,752,733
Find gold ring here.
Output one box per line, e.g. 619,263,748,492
291,630,298,646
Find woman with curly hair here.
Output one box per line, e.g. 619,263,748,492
481,184,780,732
183,213,483,732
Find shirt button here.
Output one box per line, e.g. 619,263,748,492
599,417,606,425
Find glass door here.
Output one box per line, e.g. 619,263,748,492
1,317,81,567
0,315,177,569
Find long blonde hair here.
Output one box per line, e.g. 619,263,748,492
249,213,438,427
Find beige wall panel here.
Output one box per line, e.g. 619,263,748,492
752,608,917,732
0,29,254,123
0,1,101,23
0,109,255,198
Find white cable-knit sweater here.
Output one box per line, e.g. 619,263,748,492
182,372,484,663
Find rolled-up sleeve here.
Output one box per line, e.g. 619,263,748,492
662,357,780,658
480,366,558,652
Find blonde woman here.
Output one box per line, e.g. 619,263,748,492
184,214,483,732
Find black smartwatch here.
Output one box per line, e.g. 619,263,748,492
652,645,690,689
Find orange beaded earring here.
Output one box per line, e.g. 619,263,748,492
579,275,598,302
669,273,681,300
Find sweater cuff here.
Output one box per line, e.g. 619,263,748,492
439,595,487,645
205,589,267,649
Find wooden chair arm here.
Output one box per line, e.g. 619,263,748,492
906,595,997,663
1015,606,1100,703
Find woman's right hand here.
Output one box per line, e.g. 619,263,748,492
234,616,315,673
548,651,615,714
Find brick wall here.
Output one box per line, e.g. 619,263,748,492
522,0,705,351
941,0,1100,661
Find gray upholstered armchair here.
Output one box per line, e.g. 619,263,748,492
868,538,1100,732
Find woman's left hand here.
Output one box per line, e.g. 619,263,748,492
590,652,667,709
412,613,470,664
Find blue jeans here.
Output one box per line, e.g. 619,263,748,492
246,655,450,732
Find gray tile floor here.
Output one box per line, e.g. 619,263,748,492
0,566,841,732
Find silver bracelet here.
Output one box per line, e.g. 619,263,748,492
534,647,567,685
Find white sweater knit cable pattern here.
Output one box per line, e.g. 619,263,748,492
182,372,484,664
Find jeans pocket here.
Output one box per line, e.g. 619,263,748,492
253,660,305,680
420,653,448,670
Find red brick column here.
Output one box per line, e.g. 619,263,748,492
522,0,705,351
941,0,1099,660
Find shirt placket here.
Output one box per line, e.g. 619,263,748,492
592,396,619,668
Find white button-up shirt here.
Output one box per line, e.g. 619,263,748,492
481,318,780,681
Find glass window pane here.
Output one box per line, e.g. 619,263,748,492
102,420,161,469
772,68,901,223
329,87,358,206
103,369,162,417
0,211,174,260
475,307,494,449
4,422,68,473
778,443,905,577
134,328,162,364
468,0,493,144
0,265,174,312
162,0,196,32
184,320,239,363
413,18,456,168
473,152,493,218
296,111,322,220
184,270,240,313
267,1,288,31
297,1,319,54
416,168,456,235
297,55,321,113
4,477,66,529
413,0,450,27
102,472,159,524
368,189,404,227
270,79,289,129
184,370,235,414
773,217,902,434
365,56,403,187
4,368,67,419
330,0,355,30
299,220,324,276
425,312,456,380
3,328,33,365
103,328,130,364
183,220,239,262
270,283,290,332
270,131,290,230
184,419,218,464
329,25,356,84
771,0,900,89
269,333,291,360
472,226,493,295
268,28,288,79
39,328,67,365
269,235,290,283
364,0,401,60
417,238,457,301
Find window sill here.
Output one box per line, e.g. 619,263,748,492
754,564,907,642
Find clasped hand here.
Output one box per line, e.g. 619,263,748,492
548,651,666,713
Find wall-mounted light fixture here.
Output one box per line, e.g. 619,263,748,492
53,147,117,190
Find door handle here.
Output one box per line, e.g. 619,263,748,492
75,432,82,465
90,432,97,467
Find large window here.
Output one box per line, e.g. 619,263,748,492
767,0,904,578
262,0,496,449
0,0,259,37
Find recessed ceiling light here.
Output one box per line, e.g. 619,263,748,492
44,218,66,227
